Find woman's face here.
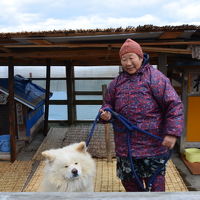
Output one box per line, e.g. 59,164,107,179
121,53,143,74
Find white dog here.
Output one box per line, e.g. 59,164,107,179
38,141,96,192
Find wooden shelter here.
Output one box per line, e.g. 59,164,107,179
0,25,200,161
0,75,51,141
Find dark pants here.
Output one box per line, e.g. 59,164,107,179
121,175,165,192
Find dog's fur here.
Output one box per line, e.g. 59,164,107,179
38,141,96,192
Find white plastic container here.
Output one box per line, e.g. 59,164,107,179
185,148,200,163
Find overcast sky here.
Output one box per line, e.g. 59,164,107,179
0,0,200,32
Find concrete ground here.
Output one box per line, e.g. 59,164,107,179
17,129,200,192
171,151,200,191
17,133,45,161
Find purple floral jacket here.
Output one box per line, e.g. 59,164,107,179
101,54,184,158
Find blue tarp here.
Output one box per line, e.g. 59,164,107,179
0,75,52,109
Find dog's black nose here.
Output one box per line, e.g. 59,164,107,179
71,168,78,176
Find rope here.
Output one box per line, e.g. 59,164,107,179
104,108,172,191
86,108,172,191
85,112,101,147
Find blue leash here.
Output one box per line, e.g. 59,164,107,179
104,108,172,191
86,108,172,191
85,112,101,147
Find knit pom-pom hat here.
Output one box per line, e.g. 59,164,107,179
119,38,143,58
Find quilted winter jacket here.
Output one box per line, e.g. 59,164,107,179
102,54,184,158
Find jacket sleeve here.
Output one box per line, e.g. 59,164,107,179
150,69,184,137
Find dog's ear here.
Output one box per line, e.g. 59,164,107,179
42,150,56,162
76,141,87,153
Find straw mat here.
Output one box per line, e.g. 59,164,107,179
32,127,67,161
166,160,188,191
24,158,187,192
23,161,45,192
62,123,115,158
0,127,188,192
0,160,33,192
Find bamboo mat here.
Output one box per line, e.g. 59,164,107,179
23,161,45,192
24,158,187,192
62,123,116,158
165,160,188,191
0,161,33,192
32,127,67,161
0,126,188,192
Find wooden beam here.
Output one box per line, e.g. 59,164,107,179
0,47,11,53
0,47,191,59
159,32,183,39
4,41,200,49
3,41,200,49
0,49,118,58
43,59,51,136
3,44,120,48
142,41,200,46
75,91,103,95
66,63,76,124
102,84,112,162
0,40,19,44
29,39,52,45
0,56,121,66
180,71,188,153
75,100,102,105
8,57,17,162
143,47,192,54
158,54,167,75
49,100,68,104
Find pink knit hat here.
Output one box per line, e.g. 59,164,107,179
119,38,143,58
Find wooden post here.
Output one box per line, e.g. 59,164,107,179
102,84,112,162
43,59,51,136
8,57,17,162
66,63,76,124
180,71,188,154
158,53,167,75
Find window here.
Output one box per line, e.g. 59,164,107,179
49,105,68,120
76,105,101,120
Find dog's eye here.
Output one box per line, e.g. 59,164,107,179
64,165,68,168
75,162,78,165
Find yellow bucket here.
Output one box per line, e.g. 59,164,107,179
185,148,200,163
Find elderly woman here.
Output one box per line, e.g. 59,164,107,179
100,38,184,192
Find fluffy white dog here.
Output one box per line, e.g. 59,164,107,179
38,141,96,192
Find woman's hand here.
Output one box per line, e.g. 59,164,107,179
162,135,177,149
99,109,111,121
